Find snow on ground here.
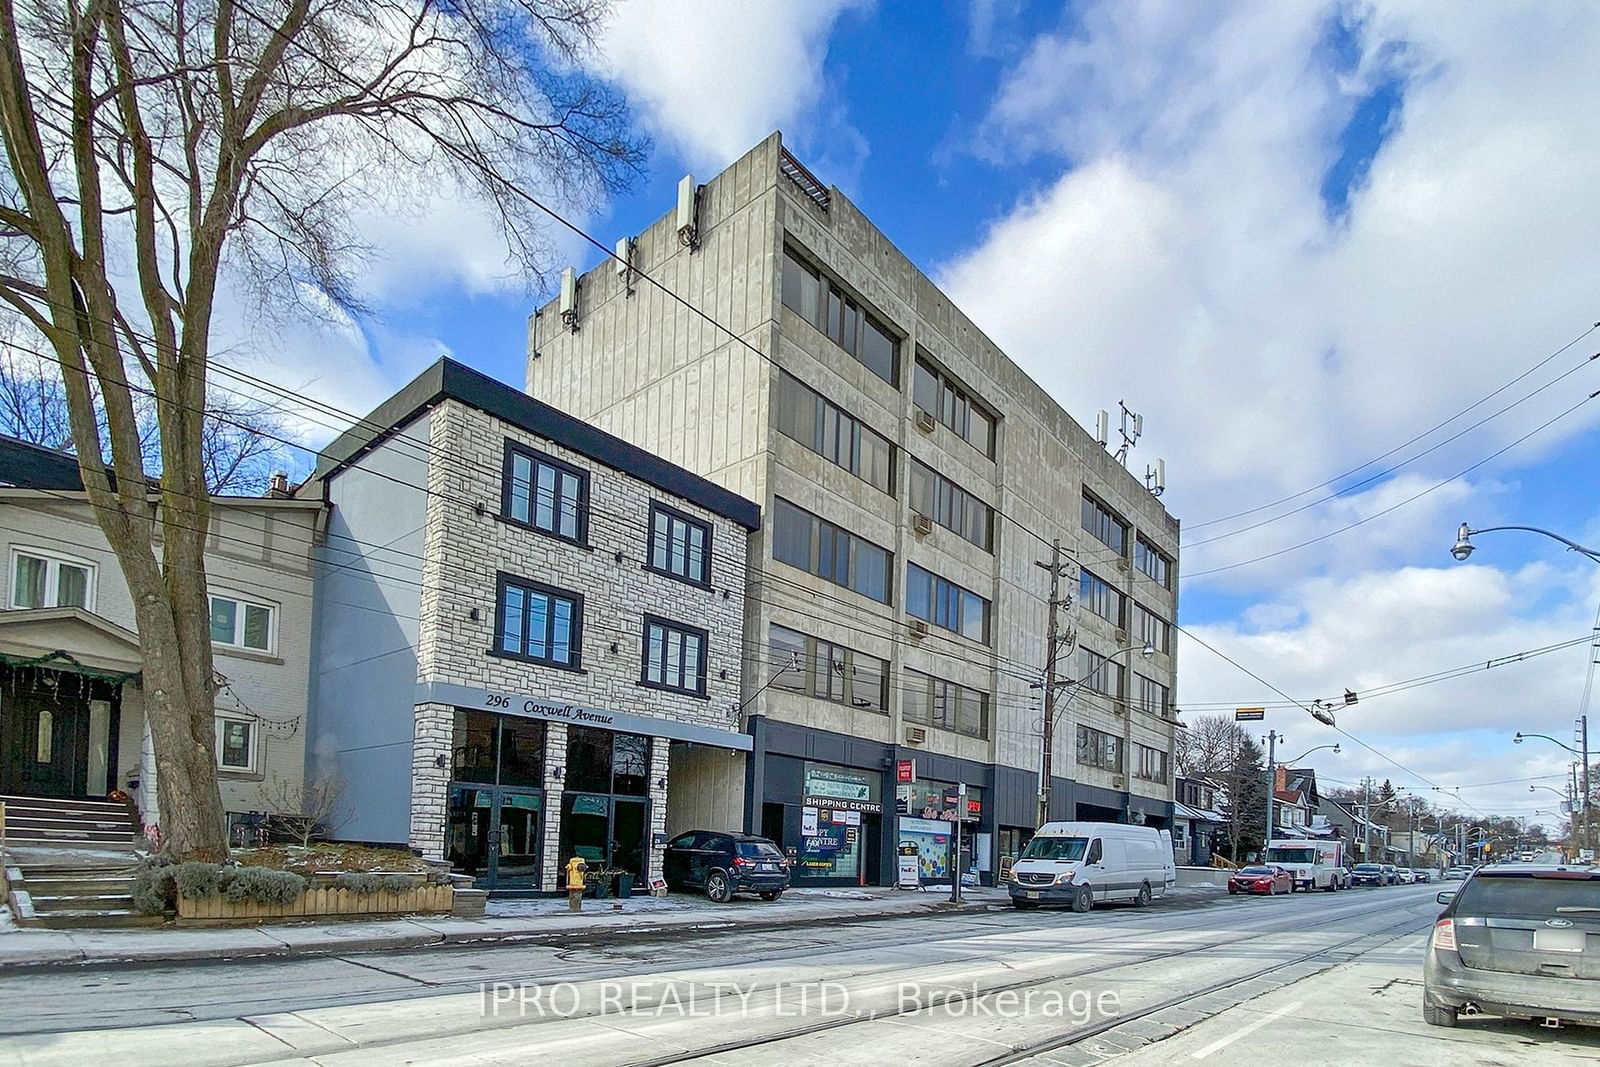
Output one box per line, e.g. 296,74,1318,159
0,904,16,934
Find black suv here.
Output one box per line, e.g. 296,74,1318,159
663,831,790,902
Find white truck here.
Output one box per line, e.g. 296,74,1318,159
1264,838,1345,892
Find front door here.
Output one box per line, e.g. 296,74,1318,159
1,691,85,797
447,785,544,890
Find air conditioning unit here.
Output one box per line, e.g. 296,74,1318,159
915,409,937,433
905,726,927,744
1115,629,1129,645
558,266,579,332
1112,774,1126,789
908,618,929,639
911,512,933,536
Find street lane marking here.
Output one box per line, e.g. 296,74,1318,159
1191,1001,1303,1059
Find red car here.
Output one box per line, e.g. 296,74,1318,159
1229,865,1294,895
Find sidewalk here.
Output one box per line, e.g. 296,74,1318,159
0,884,1022,970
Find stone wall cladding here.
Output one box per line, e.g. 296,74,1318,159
408,399,753,879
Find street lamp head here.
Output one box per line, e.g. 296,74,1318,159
1332,744,1341,754
1513,733,1524,744
1140,643,1156,658
1451,523,1475,562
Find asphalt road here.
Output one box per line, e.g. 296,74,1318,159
4,883,1597,1066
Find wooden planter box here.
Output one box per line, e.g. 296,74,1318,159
177,881,453,924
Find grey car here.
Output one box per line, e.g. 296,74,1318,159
1424,864,1600,1028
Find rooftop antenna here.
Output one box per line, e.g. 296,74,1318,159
1144,457,1166,497
1095,410,1110,448
1114,400,1142,466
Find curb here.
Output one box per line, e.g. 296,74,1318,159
0,897,1002,973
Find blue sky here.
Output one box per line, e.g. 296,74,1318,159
297,1,1600,821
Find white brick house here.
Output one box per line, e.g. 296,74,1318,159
303,359,758,891
0,434,320,839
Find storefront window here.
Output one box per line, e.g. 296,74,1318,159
794,762,882,884
896,779,984,823
452,709,544,786
558,727,652,886
898,817,955,882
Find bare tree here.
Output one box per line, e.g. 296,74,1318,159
2,338,293,495
0,0,640,858
260,772,353,849
1179,714,1267,861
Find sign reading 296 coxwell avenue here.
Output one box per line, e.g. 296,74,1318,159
415,681,753,750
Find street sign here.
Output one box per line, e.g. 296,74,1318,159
1235,707,1266,721
896,758,917,784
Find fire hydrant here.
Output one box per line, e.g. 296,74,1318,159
565,856,588,913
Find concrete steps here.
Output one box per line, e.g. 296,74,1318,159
3,794,149,929
1,794,139,845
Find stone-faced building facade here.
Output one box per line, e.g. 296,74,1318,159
302,359,758,890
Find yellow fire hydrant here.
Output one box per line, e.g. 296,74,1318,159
565,856,588,913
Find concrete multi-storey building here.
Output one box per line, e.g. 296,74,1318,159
526,133,1182,887
0,434,321,839
302,359,759,891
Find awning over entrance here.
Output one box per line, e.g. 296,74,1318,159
0,607,142,681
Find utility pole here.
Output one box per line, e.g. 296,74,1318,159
1263,730,1279,857
1581,715,1592,857
1361,778,1372,863
1037,539,1067,830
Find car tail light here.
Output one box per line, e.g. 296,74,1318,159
1432,919,1457,951
732,856,752,868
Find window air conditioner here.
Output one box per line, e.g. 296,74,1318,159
911,512,934,536
915,410,937,433
905,726,927,744
908,618,929,639
1112,774,1126,789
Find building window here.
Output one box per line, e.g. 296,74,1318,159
905,563,990,643
216,718,255,772
908,458,992,551
913,354,996,457
1081,491,1128,556
1076,724,1123,772
642,616,708,696
1134,743,1169,784
775,371,895,493
1077,646,1124,701
772,497,892,604
502,441,588,544
1135,535,1172,588
781,246,899,385
494,575,582,669
209,593,274,653
904,669,989,738
1135,674,1170,717
9,548,94,610
766,624,888,712
1079,569,1125,627
647,502,711,586
1133,603,1169,653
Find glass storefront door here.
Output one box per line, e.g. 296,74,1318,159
446,709,548,890
447,785,543,889
556,727,652,888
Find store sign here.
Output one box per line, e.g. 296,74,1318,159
896,758,917,784
803,764,882,814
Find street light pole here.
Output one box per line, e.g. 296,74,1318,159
1264,730,1278,857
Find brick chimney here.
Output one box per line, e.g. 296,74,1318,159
266,470,290,498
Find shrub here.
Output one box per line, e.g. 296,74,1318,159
334,872,416,895
131,856,177,914
219,867,305,905
174,861,222,899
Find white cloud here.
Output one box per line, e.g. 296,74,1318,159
942,0,1600,595
591,0,866,173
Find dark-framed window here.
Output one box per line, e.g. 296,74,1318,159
1135,535,1173,588
781,246,900,385
908,457,993,551
502,441,588,544
566,726,649,796
903,668,989,738
905,562,990,643
1134,742,1169,783
767,624,888,712
647,502,711,587
641,616,708,696
775,371,895,494
1135,674,1171,718
493,574,583,669
451,709,546,788
912,353,996,458
772,497,892,603
1077,725,1123,771
1081,491,1127,556
1079,569,1125,627
1134,603,1169,653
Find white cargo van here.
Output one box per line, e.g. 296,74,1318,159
1008,822,1177,912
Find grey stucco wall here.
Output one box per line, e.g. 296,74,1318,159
306,413,430,845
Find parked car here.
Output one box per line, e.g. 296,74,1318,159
1396,868,1418,885
1424,864,1600,1028
1228,865,1295,895
1333,866,1352,889
1382,864,1402,885
1411,868,1434,883
662,831,790,902
1008,821,1176,911
1444,866,1471,881
1350,863,1388,887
